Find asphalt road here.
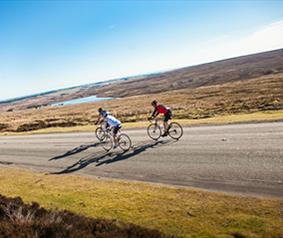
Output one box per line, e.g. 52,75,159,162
0,122,282,198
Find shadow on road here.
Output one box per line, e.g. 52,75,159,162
95,140,173,167
49,142,100,161
51,139,174,174
50,151,112,174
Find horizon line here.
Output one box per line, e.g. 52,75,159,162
1,47,282,103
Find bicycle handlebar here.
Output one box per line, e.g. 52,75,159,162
148,117,160,123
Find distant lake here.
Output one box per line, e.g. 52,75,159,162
51,95,112,106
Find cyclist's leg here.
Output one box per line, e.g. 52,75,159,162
162,111,172,136
113,125,121,147
162,115,169,136
163,121,168,133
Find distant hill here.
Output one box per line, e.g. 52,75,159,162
1,48,282,111
94,49,283,97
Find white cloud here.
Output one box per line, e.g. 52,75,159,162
240,19,283,53
113,19,283,74
184,19,283,66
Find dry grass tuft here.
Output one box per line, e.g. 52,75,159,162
0,194,173,238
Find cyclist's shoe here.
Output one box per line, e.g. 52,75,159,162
161,132,168,137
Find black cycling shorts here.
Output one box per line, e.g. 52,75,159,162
113,125,121,135
163,110,172,122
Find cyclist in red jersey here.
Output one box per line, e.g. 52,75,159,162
149,100,172,136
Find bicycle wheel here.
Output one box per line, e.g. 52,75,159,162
118,133,132,151
147,124,161,140
168,122,183,140
95,127,106,141
101,134,113,151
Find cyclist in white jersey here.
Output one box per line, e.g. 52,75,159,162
95,109,121,148
106,115,121,148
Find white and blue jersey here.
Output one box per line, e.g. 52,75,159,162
106,115,121,127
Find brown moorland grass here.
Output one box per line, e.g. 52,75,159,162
0,110,282,136
0,168,282,238
0,73,282,133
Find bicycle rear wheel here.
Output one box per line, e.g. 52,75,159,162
118,133,132,151
147,124,161,140
95,127,106,141
101,134,113,151
168,122,183,140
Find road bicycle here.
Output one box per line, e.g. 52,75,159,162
99,125,132,152
147,118,183,141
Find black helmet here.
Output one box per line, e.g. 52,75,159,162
98,108,103,112
151,100,157,106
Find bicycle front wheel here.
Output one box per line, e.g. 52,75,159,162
147,124,161,140
118,133,132,151
168,122,183,140
95,127,106,141
101,134,113,151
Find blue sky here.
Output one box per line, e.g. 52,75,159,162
0,0,283,100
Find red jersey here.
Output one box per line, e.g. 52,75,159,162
155,104,169,114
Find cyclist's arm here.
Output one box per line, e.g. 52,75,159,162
151,108,159,118
95,115,102,125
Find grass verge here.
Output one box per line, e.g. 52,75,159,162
0,167,282,238
1,110,283,136
0,194,171,238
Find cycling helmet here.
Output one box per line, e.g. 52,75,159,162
98,108,108,117
151,100,157,106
